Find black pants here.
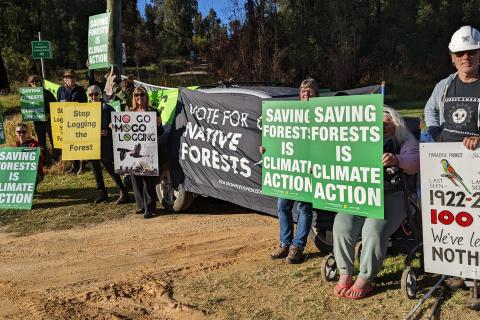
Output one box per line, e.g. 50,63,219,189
131,175,157,214
34,120,60,161
91,159,126,192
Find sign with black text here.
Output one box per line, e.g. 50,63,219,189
420,142,480,279
112,112,159,176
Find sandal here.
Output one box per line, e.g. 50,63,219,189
334,282,353,297
345,284,375,300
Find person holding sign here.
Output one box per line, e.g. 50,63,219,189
261,78,319,264
14,123,45,190
425,26,480,150
424,25,480,308
130,86,163,219
86,85,129,204
332,107,419,299
57,69,88,175
26,74,59,164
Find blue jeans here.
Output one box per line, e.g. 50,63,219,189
277,198,313,249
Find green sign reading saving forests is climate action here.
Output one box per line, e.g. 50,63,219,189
19,87,45,121
0,147,40,210
262,94,384,219
88,12,110,70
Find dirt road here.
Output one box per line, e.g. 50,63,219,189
0,198,478,319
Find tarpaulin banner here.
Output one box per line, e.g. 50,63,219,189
420,142,480,279
62,102,101,160
0,147,39,210
88,12,110,70
170,88,277,214
44,80,61,98
261,94,384,219
19,87,45,121
111,112,159,176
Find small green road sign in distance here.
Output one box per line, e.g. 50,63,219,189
31,41,52,59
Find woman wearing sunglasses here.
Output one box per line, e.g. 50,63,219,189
87,85,130,205
130,86,163,219
15,123,45,190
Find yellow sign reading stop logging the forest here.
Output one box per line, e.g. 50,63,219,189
62,102,101,160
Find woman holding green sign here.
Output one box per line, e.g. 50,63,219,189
261,78,319,264
333,106,420,299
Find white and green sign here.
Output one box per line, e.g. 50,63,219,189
262,94,384,219
19,87,45,121
88,12,110,70
31,40,52,59
0,147,40,210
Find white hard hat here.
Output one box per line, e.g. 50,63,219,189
448,26,480,52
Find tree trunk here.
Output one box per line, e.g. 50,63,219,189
107,0,123,73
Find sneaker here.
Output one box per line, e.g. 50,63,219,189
270,245,289,260
115,190,129,205
94,189,108,204
286,245,304,264
135,208,144,214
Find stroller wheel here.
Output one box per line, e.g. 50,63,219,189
401,267,417,299
321,253,337,282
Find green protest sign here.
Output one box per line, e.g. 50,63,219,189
261,101,311,201
310,95,384,218
261,94,384,219
88,12,110,70
0,147,39,210
19,87,46,121
0,103,5,144
31,41,52,59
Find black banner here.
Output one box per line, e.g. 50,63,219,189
170,88,277,214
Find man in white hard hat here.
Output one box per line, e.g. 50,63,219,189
424,25,480,310
424,25,480,150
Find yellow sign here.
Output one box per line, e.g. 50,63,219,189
62,102,101,160
50,102,73,149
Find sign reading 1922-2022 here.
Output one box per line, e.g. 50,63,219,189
88,12,110,70
31,40,52,59
261,94,384,219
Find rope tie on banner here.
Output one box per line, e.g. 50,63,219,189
120,75,174,91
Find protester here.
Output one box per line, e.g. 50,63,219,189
27,74,59,164
332,106,420,299
424,25,480,308
260,78,319,264
86,85,129,204
116,78,133,111
130,86,163,218
14,123,45,190
57,69,88,174
424,25,480,149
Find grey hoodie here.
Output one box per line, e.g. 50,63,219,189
424,72,458,137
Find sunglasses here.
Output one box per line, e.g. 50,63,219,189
88,92,99,97
30,80,41,84
453,50,479,58
134,93,146,97
16,130,27,134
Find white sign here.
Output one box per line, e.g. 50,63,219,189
112,112,159,176
420,142,480,279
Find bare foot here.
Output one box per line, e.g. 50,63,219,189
334,274,353,297
345,277,374,299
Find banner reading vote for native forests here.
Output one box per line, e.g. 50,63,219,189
262,94,384,219
19,87,45,121
111,112,159,176
420,143,480,279
62,102,101,160
88,12,110,70
0,147,39,210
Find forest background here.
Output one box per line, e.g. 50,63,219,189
2,0,480,101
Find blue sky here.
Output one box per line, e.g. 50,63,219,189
137,0,244,24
